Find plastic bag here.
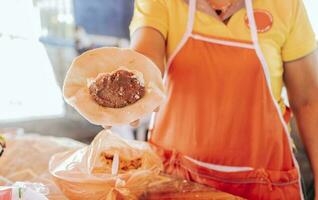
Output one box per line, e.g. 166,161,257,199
0,133,84,200
0,182,48,200
49,130,163,200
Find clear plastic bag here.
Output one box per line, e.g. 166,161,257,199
0,132,83,200
49,130,163,200
0,182,49,200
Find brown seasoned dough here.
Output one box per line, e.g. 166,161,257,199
89,70,145,108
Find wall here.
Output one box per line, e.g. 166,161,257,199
73,0,134,39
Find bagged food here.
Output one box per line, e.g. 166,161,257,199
49,130,163,200
63,47,166,126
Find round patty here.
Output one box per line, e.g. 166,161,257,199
89,70,145,108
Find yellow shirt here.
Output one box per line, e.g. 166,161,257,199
130,0,317,111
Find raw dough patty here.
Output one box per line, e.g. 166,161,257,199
89,70,145,108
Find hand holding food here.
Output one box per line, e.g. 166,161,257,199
63,47,166,126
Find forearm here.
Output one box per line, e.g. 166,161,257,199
130,27,166,74
293,101,318,182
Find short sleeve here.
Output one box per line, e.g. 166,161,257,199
282,0,317,62
129,0,168,39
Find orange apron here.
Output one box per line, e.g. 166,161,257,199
149,0,304,199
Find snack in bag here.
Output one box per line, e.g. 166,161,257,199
63,47,166,126
49,130,163,200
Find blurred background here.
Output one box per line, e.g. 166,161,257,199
0,0,317,195
0,0,137,143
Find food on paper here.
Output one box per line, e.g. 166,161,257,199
63,47,166,126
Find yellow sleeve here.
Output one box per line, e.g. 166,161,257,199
282,0,317,62
129,0,168,39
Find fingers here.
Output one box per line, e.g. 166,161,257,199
130,119,140,128
103,125,112,129
104,117,150,129
103,121,140,129
154,106,160,112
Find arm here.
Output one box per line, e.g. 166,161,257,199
128,27,166,127
284,49,318,197
130,27,166,74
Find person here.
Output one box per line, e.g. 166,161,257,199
129,0,318,199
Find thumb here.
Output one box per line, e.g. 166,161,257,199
103,125,112,130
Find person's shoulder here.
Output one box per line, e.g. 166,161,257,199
256,0,299,23
258,0,299,13
135,0,169,6
154,0,185,10
134,0,176,11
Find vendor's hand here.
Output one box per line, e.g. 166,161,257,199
103,106,160,129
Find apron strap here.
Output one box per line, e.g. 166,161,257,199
187,0,197,34
165,0,197,72
245,0,289,138
245,1,304,198
149,0,198,133
244,0,271,89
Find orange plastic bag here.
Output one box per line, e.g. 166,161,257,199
49,130,163,200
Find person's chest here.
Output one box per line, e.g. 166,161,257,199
166,0,290,58
165,0,290,104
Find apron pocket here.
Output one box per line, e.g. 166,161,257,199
177,157,301,200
